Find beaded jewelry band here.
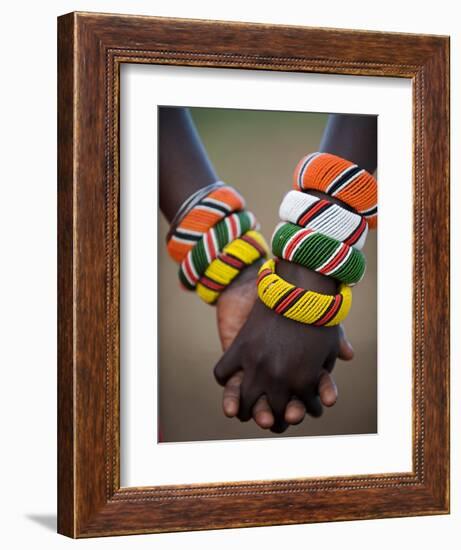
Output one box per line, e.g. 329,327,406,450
166,180,225,244
196,230,269,305
179,210,259,290
257,258,352,326
293,152,377,228
167,184,246,262
279,190,368,250
271,222,365,286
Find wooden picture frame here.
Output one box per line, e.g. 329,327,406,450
57,12,450,537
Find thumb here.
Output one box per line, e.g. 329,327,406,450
216,279,257,351
337,324,354,361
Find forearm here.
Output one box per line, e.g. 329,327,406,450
159,107,218,222
279,114,376,291
319,114,377,173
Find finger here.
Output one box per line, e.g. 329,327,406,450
300,388,323,418
337,324,354,361
266,390,290,433
252,395,274,429
237,373,263,422
222,371,244,417
284,398,306,425
318,370,338,407
213,342,242,386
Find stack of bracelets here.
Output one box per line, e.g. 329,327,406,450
166,181,269,305
257,152,378,326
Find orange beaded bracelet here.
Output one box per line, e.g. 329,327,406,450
167,185,245,262
293,152,377,229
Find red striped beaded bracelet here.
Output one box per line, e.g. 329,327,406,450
293,152,377,229
167,184,245,262
279,190,368,249
257,258,352,326
179,210,258,290
271,222,366,285
196,230,269,304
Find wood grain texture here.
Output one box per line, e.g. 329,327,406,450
57,11,450,538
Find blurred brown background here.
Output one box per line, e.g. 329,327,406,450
158,107,377,442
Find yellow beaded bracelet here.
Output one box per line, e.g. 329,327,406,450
196,230,269,304
257,258,352,326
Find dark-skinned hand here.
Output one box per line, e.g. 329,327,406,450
215,259,354,433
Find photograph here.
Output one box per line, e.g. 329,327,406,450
158,106,378,442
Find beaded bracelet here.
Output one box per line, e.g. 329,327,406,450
257,258,352,326
167,184,246,262
196,230,269,305
279,190,368,250
293,152,377,229
166,181,225,244
179,210,258,290
271,222,365,286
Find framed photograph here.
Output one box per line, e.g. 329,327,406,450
58,12,450,537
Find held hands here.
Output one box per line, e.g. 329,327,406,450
216,260,354,433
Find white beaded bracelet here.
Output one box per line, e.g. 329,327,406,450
279,190,368,250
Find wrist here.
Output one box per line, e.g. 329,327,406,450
276,259,337,294
220,257,338,296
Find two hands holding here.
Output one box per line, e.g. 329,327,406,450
160,107,376,435
215,259,354,434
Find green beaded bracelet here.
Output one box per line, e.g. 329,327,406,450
271,222,366,285
179,210,258,290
